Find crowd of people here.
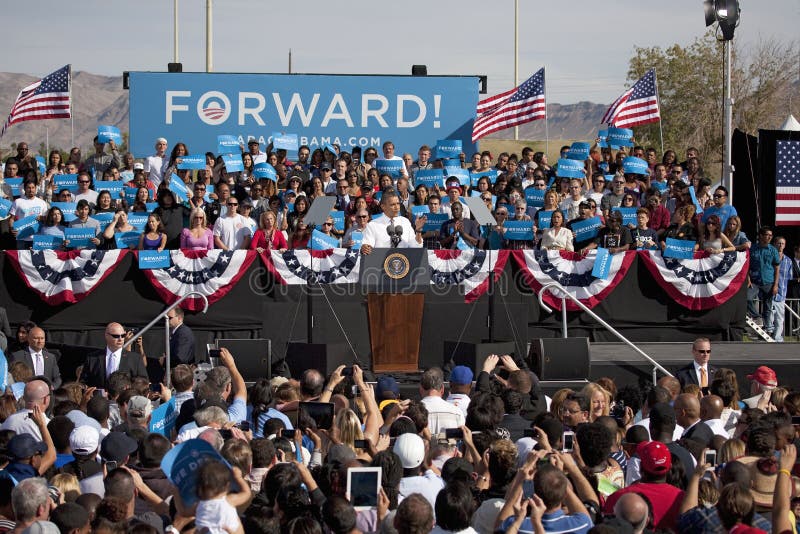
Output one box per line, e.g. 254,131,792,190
0,327,796,533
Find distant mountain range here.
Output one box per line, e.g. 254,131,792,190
0,71,605,156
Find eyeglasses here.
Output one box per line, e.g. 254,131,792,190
356,215,369,219
713,194,725,198
195,187,206,191
78,180,90,184
672,171,682,175
613,181,625,185
323,222,333,227
106,333,125,339
227,202,238,206
560,407,583,415
695,349,711,354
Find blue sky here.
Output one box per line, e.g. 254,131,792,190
6,0,799,104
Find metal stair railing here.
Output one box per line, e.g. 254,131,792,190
537,282,673,384
122,292,209,387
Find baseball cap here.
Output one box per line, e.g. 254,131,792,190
449,366,473,386
393,433,426,469
375,376,400,401
321,162,333,170
747,366,778,388
288,174,303,183
127,396,152,420
578,200,592,209
100,431,138,463
133,162,144,171
248,139,260,145
8,433,47,460
69,426,100,455
637,441,671,475
446,183,462,192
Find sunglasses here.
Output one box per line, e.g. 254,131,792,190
323,222,333,226
356,215,369,219
228,202,238,206
106,333,126,339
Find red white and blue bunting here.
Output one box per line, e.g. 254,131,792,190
428,249,510,303
639,250,749,311
513,249,636,311
264,248,361,285
139,250,257,311
5,249,128,305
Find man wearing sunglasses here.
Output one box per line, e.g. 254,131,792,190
675,338,717,389
80,322,148,388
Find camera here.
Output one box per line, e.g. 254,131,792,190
610,401,626,422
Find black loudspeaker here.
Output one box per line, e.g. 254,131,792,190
168,62,183,73
284,342,353,379
443,341,517,375
216,339,271,383
411,65,428,76
528,338,590,381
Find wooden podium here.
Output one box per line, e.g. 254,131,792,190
361,249,430,373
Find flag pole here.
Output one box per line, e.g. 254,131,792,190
513,0,519,141
69,65,74,148
544,68,549,156
654,67,664,156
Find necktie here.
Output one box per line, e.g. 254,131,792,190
107,352,117,377
700,367,708,387
35,353,43,376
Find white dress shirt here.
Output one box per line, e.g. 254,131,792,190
362,215,421,249
693,361,709,386
29,347,44,376
106,348,122,377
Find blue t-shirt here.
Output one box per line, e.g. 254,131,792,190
749,243,780,285
501,509,593,534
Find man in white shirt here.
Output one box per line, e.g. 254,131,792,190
9,179,48,244
10,327,62,389
145,138,169,187
419,367,465,434
675,338,717,389
213,198,252,250
373,141,409,178
558,179,586,221
445,365,473,418
360,191,424,253
0,380,51,439
73,172,99,206
700,394,730,438
248,139,267,165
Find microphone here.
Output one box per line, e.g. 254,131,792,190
386,221,402,247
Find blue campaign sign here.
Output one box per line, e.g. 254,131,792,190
537,210,553,229
556,158,585,179
115,231,141,249
139,250,171,269
97,125,122,144
411,205,430,220
124,187,139,205
149,398,177,436
572,216,602,242
607,127,634,148
272,132,299,151
0,198,11,219
374,159,404,178
217,134,240,154
436,139,462,159
688,186,703,214
350,231,363,251
161,439,234,507
598,129,609,148
145,202,159,212
4,178,23,195
423,212,449,232
128,72,479,157
525,188,545,208
203,184,215,203
329,210,345,232
503,220,534,241
253,162,277,181
168,175,190,202
591,248,612,279
470,169,498,187
92,212,115,226
414,169,444,189
33,234,63,251
445,167,470,187
566,142,591,161
622,156,648,175
311,229,339,250
121,170,134,181
652,180,669,193
54,174,79,193
93,180,124,196
64,227,96,248
664,238,696,259
128,214,149,230
456,236,473,250
176,154,207,170
13,216,39,239
611,207,638,226
35,156,46,175
222,153,244,172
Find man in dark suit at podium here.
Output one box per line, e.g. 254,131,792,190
80,322,148,388
675,338,717,389
11,327,62,389
168,307,196,365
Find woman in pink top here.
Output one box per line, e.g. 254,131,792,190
251,210,288,253
180,207,214,250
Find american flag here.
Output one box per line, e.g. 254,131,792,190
601,68,660,128
776,140,800,226
0,65,71,138
472,68,546,142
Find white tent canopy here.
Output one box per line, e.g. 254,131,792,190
780,114,800,131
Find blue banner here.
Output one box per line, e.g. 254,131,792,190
414,169,444,189
168,175,190,202
64,227,96,248
128,214,149,230
652,180,669,193
537,210,553,229
622,156,648,175
92,212,115,226
176,154,207,170
3,178,22,196
411,205,430,220
470,169,498,187
33,234,63,251
445,167,470,187
566,142,591,161
129,72,479,157
272,132,299,151
35,156,46,175
93,180,124,197
350,231,363,251
54,174,79,193
571,216,602,242
124,187,139,205
524,188,545,208
597,129,609,148
374,159,404,178
97,125,122,144
115,231,141,249
422,212,449,232
329,210,345,232
222,153,244,172
139,250,171,269
160,439,235,507
217,134,240,154
688,185,703,214
503,220,534,240
311,229,339,250
556,158,585,179
611,207,638,226
253,162,277,181
591,248,612,279
664,238,696,259
149,398,177,436
607,127,634,148
13,216,39,239
145,202,159,213
0,198,11,219
436,139,462,159
203,184,215,203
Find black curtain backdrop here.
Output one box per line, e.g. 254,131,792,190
0,252,746,375
732,128,760,239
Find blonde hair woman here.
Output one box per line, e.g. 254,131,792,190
49,473,81,503
582,382,611,422
334,409,370,460
180,208,214,250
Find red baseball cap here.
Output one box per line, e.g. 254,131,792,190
747,366,778,388
637,441,671,475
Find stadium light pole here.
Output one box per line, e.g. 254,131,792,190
513,0,519,140
206,0,213,72
173,0,179,63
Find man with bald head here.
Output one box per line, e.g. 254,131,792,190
80,322,148,388
675,393,714,447
657,376,681,402
0,379,51,439
613,493,649,534
10,326,62,388
699,395,730,438
676,337,717,388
